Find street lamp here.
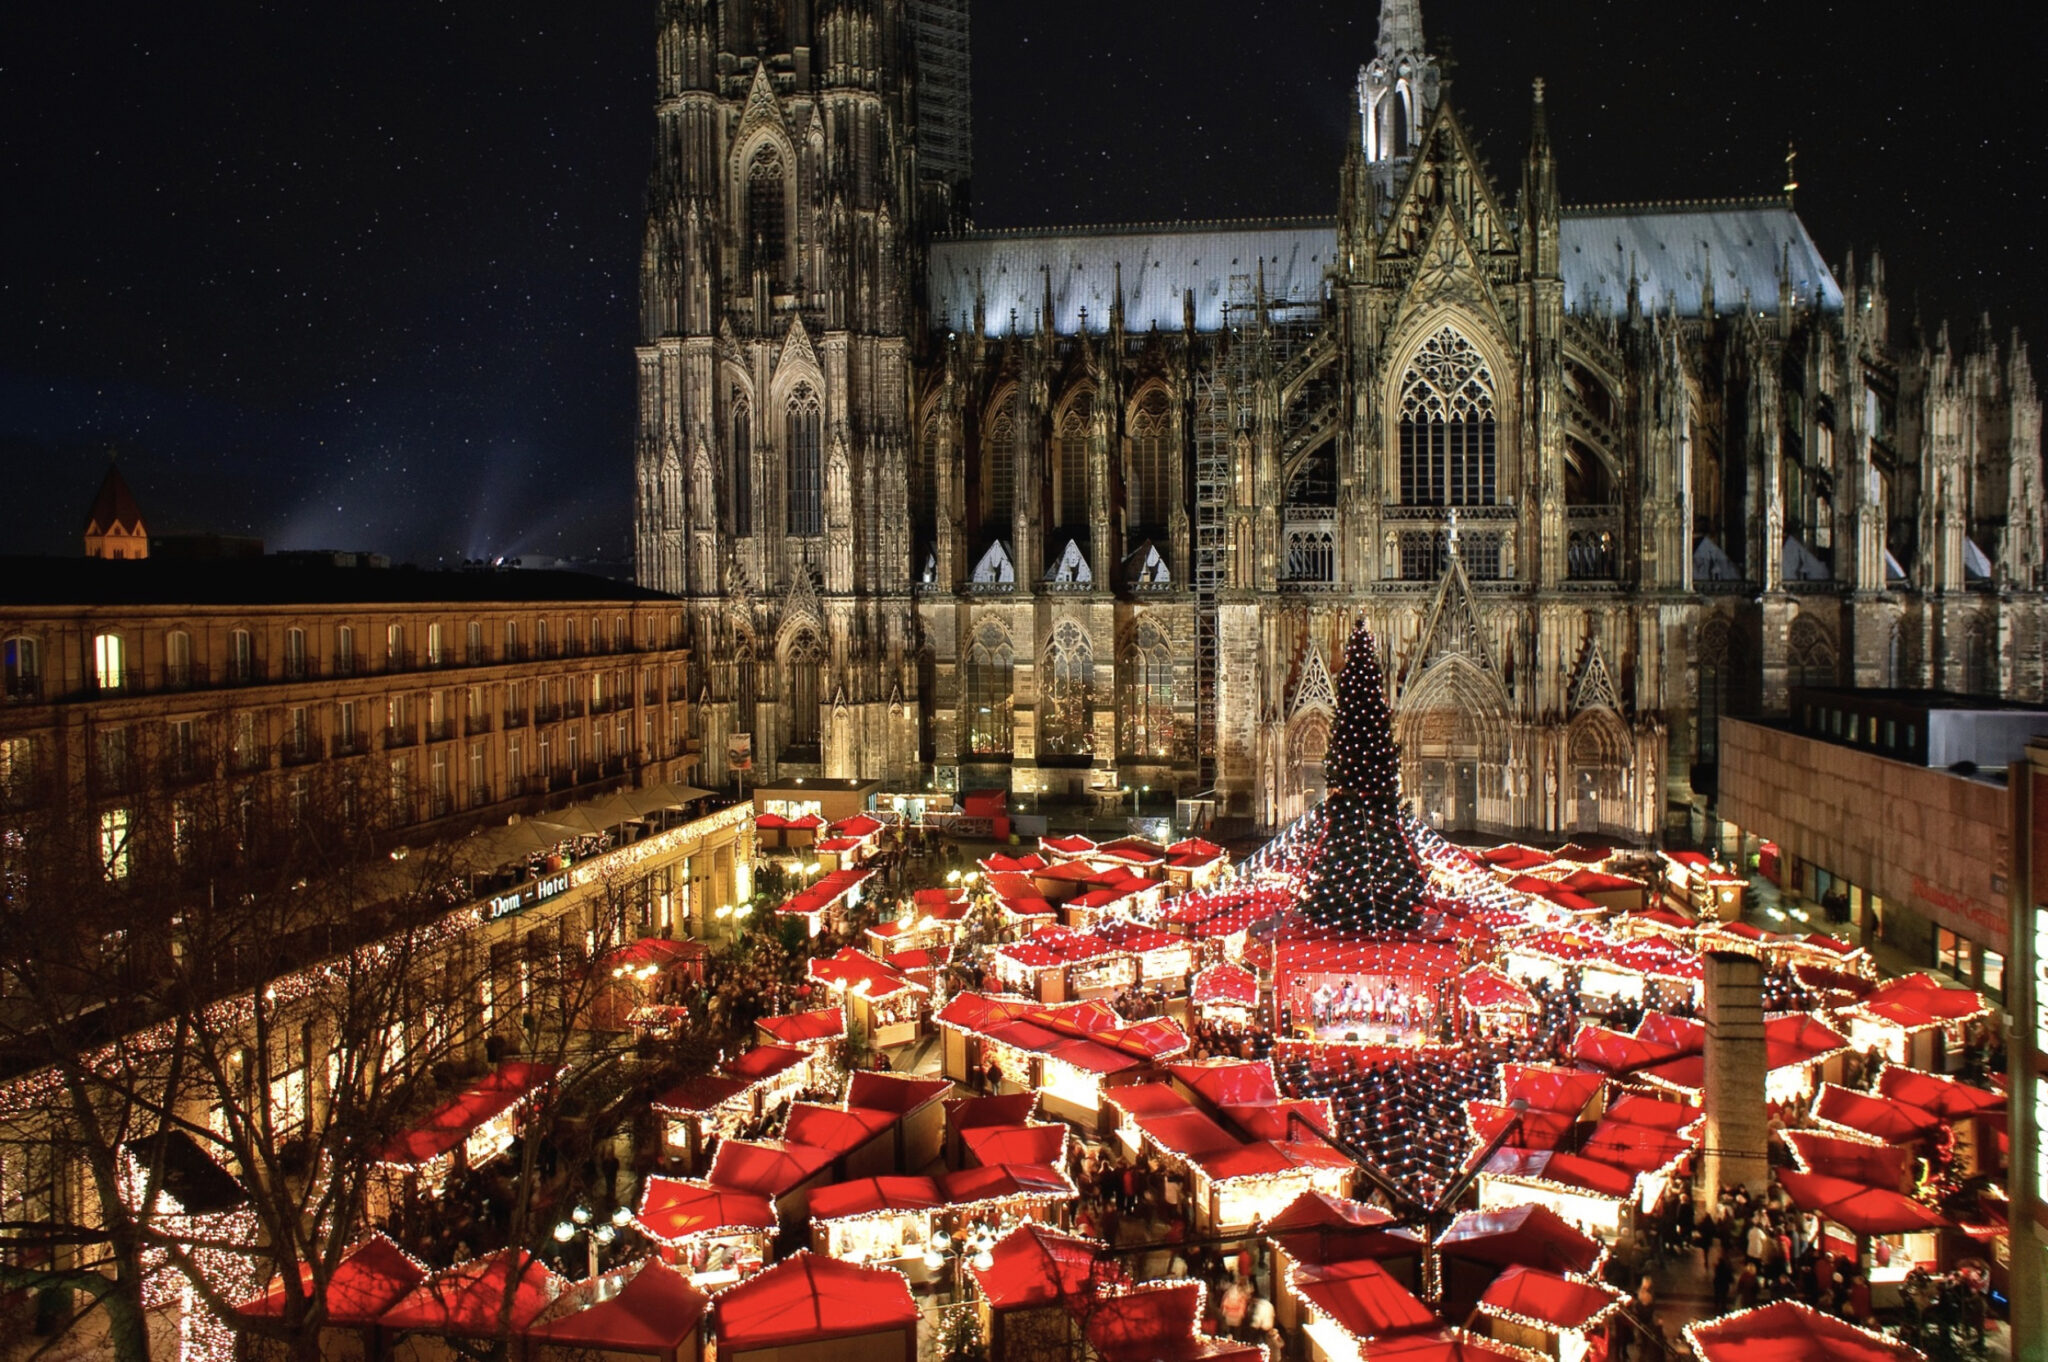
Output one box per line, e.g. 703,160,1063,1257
554,1204,632,1280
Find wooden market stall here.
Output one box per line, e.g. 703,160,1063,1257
370,1062,557,1217
527,1259,709,1362
631,1177,776,1289
708,1250,917,1362
235,1234,425,1362
378,1249,565,1362
1473,1264,1626,1361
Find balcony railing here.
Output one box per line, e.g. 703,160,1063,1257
503,707,529,729
383,725,417,750
465,714,493,737
426,719,457,744
4,675,42,703
280,737,325,767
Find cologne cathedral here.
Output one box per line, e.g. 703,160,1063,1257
632,0,2044,840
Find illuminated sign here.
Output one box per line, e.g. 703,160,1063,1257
485,871,572,922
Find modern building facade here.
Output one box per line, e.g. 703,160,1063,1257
632,0,2045,842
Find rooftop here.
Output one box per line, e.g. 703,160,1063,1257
0,556,668,609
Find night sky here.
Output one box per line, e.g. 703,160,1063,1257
3,1,2039,569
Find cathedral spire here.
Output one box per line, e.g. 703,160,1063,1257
1357,0,1438,168
1375,0,1427,61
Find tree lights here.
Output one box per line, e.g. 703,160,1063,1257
1297,620,1430,935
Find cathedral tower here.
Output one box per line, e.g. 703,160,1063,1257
633,0,960,788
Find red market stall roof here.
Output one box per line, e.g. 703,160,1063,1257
1604,1092,1700,1132
775,867,874,920
1813,1084,1942,1143
1483,1148,1637,1200
781,1103,898,1156
1479,844,1556,872
936,992,1190,1064
1085,1281,1210,1362
1500,1064,1604,1116
1625,907,1697,932
807,1175,944,1222
1458,966,1538,1015
1467,1102,1577,1153
528,1260,708,1352
376,1061,557,1166
1633,1012,1706,1053
710,1251,917,1353
1855,973,1993,1028
1775,1170,1954,1236
1191,963,1260,1008
937,1161,1076,1207
1637,1055,1706,1095
1579,1117,1696,1176
1791,962,1875,998
1765,1013,1853,1069
634,1177,778,1243
1136,1109,1244,1161
1355,1328,1546,1361
829,814,885,839
379,1249,563,1335
1570,1024,1683,1076
944,1091,1040,1130
910,886,972,915
1094,837,1170,866
1476,1264,1625,1332
982,851,1049,873
705,1140,835,1199
1515,932,1703,981
1294,1257,1437,1340
971,1223,1117,1309
755,1009,846,1046
1878,1066,2008,1119
808,946,924,999
1263,1191,1425,1265
1435,1205,1603,1276
1040,834,1098,857
1542,867,1646,896
1169,1058,1281,1107
846,1071,951,1116
1169,836,1227,861
1685,1299,1929,1362
1505,875,1602,914
1783,1130,1913,1190
960,1121,1068,1167
651,1074,754,1116
238,1234,425,1326
1105,1083,1195,1122
722,1045,810,1085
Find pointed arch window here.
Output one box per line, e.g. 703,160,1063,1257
1121,622,1176,758
786,630,823,750
984,396,1016,527
964,625,1013,756
786,384,822,536
746,144,788,290
1398,327,1497,506
1964,622,1995,696
915,413,941,529
1041,622,1094,756
730,396,753,537
1787,617,1836,692
1129,389,1172,527
1055,396,1092,530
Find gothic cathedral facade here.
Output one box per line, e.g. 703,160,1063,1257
633,0,2045,840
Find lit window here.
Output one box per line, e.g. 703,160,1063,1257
99,808,131,882
1980,948,2004,997
93,633,126,691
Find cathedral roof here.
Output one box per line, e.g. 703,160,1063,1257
929,201,1841,335
928,218,1338,336
1560,200,1843,318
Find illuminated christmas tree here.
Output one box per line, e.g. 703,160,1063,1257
1298,618,1429,933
